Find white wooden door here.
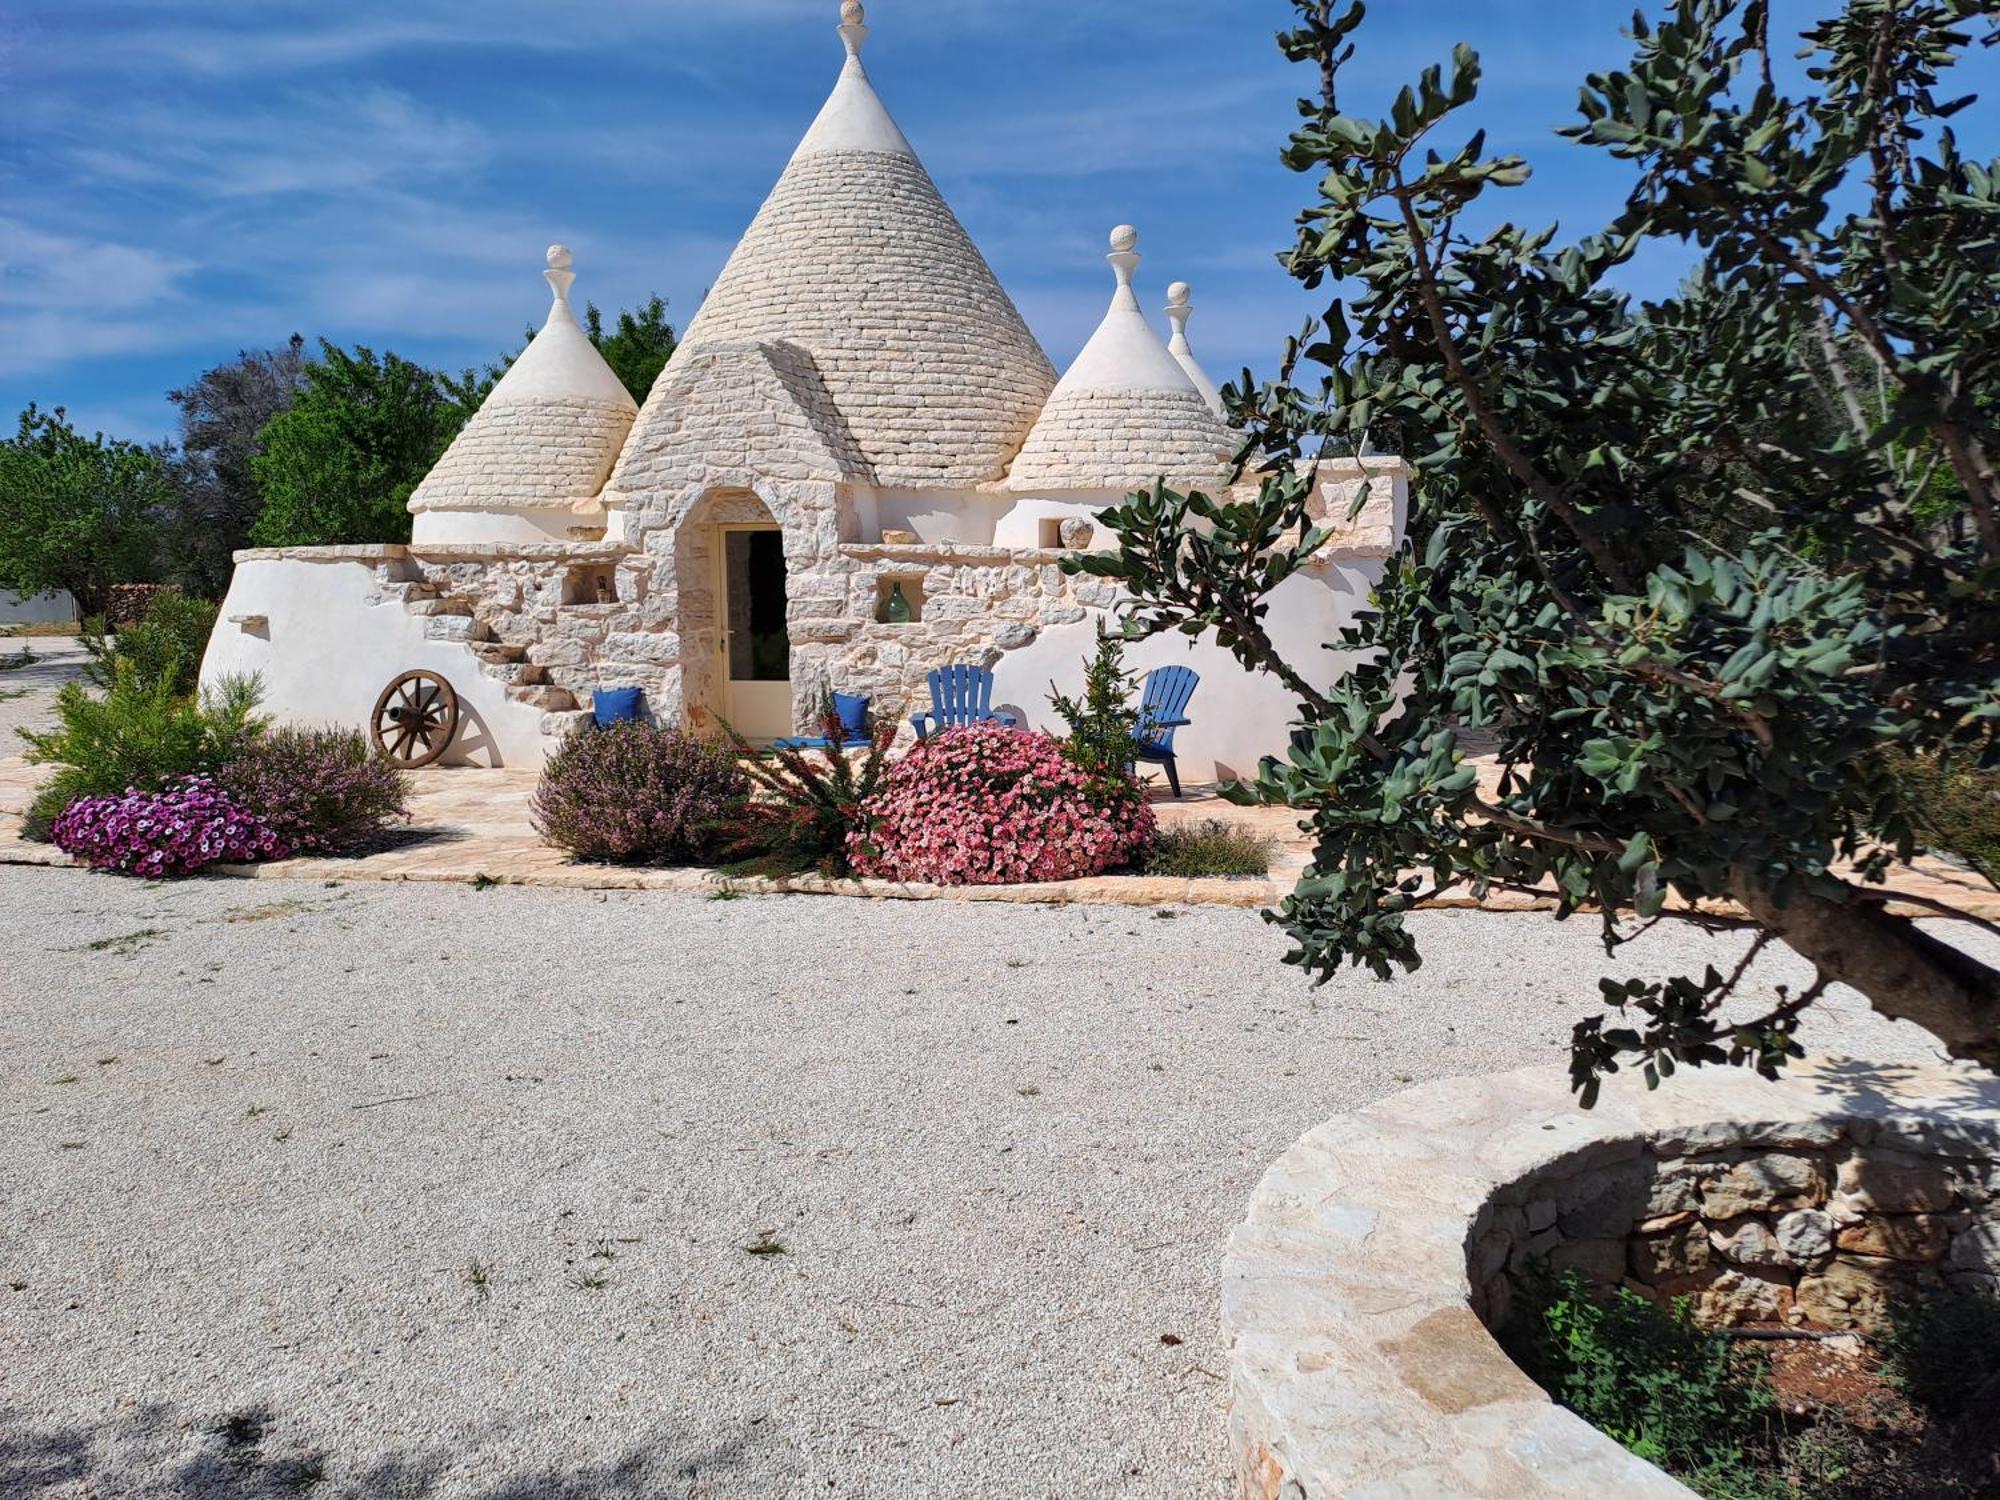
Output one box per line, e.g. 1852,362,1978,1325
716,525,792,741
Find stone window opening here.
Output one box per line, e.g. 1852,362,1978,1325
562,566,619,606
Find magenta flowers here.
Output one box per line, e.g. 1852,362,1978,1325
851,723,1154,885
52,776,291,878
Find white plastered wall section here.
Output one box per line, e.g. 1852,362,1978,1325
200,554,547,766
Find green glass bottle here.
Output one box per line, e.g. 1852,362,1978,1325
880,581,913,625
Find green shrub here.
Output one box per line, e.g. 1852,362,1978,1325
716,709,896,878
1877,1286,2000,1424
84,592,217,698
18,664,264,840
1886,751,2000,886
1142,818,1275,879
215,726,411,854
1049,626,1142,782
1505,1270,1780,1498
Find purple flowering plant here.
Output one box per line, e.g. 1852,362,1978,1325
52,776,291,878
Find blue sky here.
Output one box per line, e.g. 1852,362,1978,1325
4,1,1995,445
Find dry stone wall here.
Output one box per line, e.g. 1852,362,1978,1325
410,397,636,512
1477,1121,1999,1333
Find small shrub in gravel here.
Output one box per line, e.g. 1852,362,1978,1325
85,592,218,697
216,727,411,853
53,776,290,877
533,720,748,865
1143,818,1275,879
850,723,1154,886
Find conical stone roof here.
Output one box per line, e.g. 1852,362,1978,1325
1008,228,1232,493
626,2,1057,490
410,247,637,514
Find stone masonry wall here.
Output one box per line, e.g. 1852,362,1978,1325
1474,1119,2000,1334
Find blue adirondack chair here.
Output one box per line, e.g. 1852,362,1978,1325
773,692,872,753
911,665,1020,740
1133,666,1199,797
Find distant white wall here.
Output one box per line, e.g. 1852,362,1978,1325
0,589,79,626
201,557,546,767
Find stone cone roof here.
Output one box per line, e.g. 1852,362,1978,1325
410,251,638,514
1009,229,1232,493
620,7,1057,490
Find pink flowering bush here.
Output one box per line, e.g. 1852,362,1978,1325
850,723,1154,885
52,776,291,878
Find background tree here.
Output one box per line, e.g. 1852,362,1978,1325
249,342,472,548
162,335,307,596
1072,0,2000,1096
0,405,167,618
586,296,678,404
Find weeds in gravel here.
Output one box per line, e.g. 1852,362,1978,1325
0,686,29,703
708,885,741,902
464,1260,492,1301
78,927,166,956
568,1268,611,1292
744,1233,787,1258
0,646,35,670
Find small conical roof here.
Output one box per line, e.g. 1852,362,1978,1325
1008,228,1232,492
410,247,638,514
1165,282,1225,416
627,2,1057,489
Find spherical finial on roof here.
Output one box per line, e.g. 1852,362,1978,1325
1109,224,1140,254
838,0,869,58
841,1,865,23
1167,281,1191,308
546,244,574,271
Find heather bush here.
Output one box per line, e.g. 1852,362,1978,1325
19,664,264,840
53,776,290,878
850,723,1153,885
217,726,411,853
533,720,747,864
1143,818,1275,879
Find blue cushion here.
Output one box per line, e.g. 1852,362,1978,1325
833,692,869,738
593,686,646,727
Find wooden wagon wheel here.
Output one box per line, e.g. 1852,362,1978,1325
371,670,460,769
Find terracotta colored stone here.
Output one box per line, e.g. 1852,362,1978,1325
1834,1215,1950,1262
1835,1150,1960,1214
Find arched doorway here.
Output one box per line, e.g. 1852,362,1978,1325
673,488,793,741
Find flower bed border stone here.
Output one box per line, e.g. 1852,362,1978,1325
1221,1059,2000,1499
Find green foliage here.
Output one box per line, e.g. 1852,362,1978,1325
1507,1270,1782,1498
18,665,264,839
717,709,897,878
84,592,218,699
0,405,167,619
1884,750,2000,885
1049,627,1144,781
1072,0,2000,1090
249,342,473,548
1143,818,1276,879
162,337,307,596
585,297,679,404
1877,1286,2000,1422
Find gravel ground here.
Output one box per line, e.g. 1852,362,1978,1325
0,637,85,743
0,866,1976,1498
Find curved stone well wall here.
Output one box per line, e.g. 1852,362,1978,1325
1221,1061,2000,1499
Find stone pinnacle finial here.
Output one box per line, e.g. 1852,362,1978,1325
1166,280,1194,352
1107,224,1141,297
544,244,577,306
839,1,869,60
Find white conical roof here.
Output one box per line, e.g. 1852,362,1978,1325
1165,282,1225,416
1008,228,1232,493
410,247,638,514
624,2,1057,489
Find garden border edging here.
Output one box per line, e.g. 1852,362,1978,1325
1221,1059,2000,1498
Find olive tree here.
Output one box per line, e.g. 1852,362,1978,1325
1070,0,2000,1099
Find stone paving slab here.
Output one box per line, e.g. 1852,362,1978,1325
2,755,1993,920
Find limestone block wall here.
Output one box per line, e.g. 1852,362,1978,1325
1007,386,1232,494
1477,1117,2000,1333
409,396,635,512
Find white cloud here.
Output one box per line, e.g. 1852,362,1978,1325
0,218,192,311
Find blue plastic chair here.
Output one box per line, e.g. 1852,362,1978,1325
911,665,1020,740
773,692,872,753
1133,666,1199,797
593,686,646,728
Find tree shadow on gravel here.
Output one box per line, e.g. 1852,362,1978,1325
0,1402,769,1498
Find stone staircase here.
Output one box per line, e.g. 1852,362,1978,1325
375,574,592,757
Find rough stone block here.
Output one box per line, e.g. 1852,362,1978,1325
1794,1256,1934,1330
1834,1215,1951,1262
1835,1149,1960,1214
1701,1153,1831,1218
1774,1209,1835,1263
1630,1224,1711,1283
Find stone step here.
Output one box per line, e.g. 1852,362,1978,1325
510,684,577,712
406,599,473,618
480,662,548,688
424,616,493,644
540,709,593,745
375,581,440,604
471,642,528,665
